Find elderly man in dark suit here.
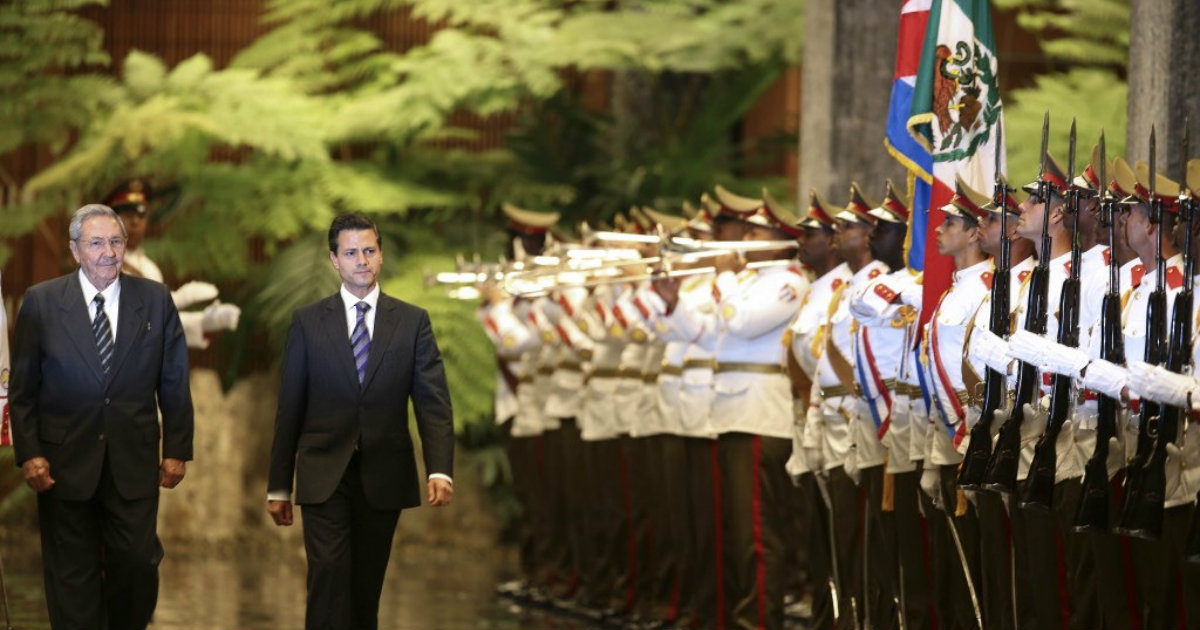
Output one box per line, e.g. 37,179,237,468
267,212,455,630
11,203,194,630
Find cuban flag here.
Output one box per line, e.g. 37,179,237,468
886,0,933,273
901,0,1005,323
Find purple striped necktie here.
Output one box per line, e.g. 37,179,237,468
351,301,371,386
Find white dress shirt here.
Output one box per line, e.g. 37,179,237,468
79,268,120,342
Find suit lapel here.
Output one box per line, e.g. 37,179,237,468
361,295,400,391
59,274,106,385
107,278,146,381
322,295,361,392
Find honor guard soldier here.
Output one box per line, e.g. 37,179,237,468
920,176,993,630
783,189,850,630
643,200,725,629
485,204,563,599
848,180,931,630
707,184,808,630
635,206,701,627
104,179,240,349
962,174,1033,630
1020,157,1194,629
573,215,644,618
814,183,890,628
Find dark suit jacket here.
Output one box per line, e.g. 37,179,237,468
10,272,194,501
268,291,454,510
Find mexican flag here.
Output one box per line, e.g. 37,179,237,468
906,0,1005,322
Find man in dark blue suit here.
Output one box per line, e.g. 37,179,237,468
11,203,194,629
267,212,455,630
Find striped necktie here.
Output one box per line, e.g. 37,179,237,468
351,301,371,386
93,294,114,374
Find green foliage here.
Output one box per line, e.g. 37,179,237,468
0,0,116,156
994,0,1129,68
996,0,1128,179
1004,69,1127,181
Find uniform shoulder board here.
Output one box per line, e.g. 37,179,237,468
1167,265,1184,290
981,271,993,290
1017,270,1031,284
788,264,804,276
1103,248,1111,266
831,278,844,291
1131,264,1145,288
873,283,898,303
868,268,882,280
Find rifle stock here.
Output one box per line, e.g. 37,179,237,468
1115,128,1171,537
960,156,1012,490
984,114,1053,494
1022,122,1083,510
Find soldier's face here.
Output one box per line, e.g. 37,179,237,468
118,209,148,250
1076,196,1099,241
1016,195,1062,241
935,215,978,257
330,229,383,297
833,220,869,258
70,215,126,291
978,212,1017,257
713,218,747,241
799,228,834,267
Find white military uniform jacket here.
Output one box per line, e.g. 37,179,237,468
479,297,539,424
785,263,852,477
642,272,721,438
816,259,888,470
850,268,922,473
925,258,992,466
710,264,809,438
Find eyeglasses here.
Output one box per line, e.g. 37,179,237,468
78,237,127,251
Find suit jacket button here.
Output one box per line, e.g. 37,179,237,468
99,434,105,441
104,397,111,405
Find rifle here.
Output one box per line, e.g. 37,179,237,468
1123,124,1194,540
1114,127,1172,537
1075,131,1124,532
984,112,1053,494
1021,120,1083,510
959,122,1011,490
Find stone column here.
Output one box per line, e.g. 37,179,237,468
799,0,906,207
1126,0,1200,176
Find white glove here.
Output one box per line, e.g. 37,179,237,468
1104,436,1126,479
1019,402,1049,444
201,301,241,332
1129,360,1200,409
1006,329,1050,368
843,446,861,485
1165,438,1200,503
172,280,219,308
1081,359,1130,401
1037,339,1092,378
920,464,942,507
969,328,1012,376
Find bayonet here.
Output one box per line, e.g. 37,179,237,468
1038,111,1050,180
1151,126,1158,211
1068,119,1078,185
1099,130,1108,199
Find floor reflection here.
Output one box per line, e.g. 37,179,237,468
1,533,586,630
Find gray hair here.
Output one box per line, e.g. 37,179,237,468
68,204,127,241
